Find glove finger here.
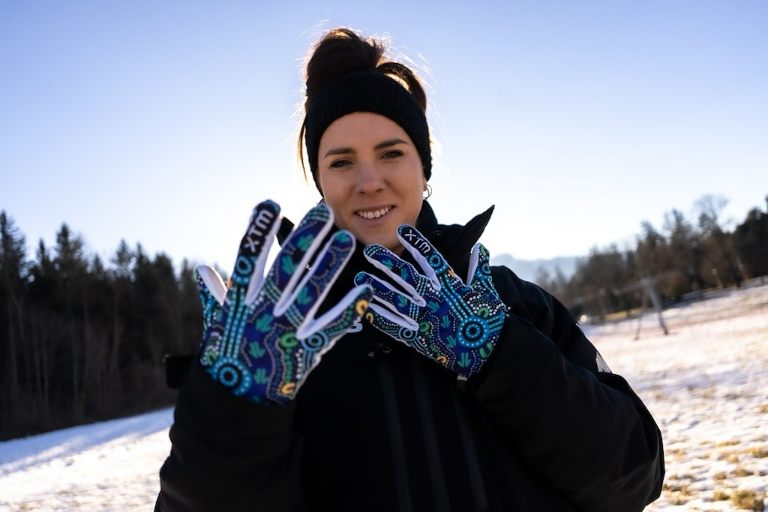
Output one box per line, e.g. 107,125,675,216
364,302,420,343
267,203,334,304
396,225,462,290
277,229,355,320
285,285,372,399
195,265,226,306
228,200,281,307
354,271,421,315
195,265,224,331
468,243,502,298
296,283,372,345
467,243,491,285
362,244,429,301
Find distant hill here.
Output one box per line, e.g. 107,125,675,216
489,253,579,284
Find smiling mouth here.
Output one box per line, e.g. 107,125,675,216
355,206,393,219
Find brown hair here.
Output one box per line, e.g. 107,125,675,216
297,28,428,182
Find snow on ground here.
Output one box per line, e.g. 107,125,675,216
589,282,768,511
1,282,767,511
0,410,173,510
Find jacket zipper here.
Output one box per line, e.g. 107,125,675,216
411,357,451,512
452,391,489,511
378,358,413,512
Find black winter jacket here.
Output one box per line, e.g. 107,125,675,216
157,202,664,511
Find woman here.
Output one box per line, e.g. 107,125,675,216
157,28,664,511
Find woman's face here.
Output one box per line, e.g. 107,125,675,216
317,112,427,254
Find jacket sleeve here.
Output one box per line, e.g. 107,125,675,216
156,361,305,511
472,266,664,512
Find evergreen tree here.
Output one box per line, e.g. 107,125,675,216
734,206,768,280
0,211,28,431
635,221,668,279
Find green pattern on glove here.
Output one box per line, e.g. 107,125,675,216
354,225,506,379
197,200,372,404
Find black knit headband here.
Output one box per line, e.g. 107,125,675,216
304,71,432,195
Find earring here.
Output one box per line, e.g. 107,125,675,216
423,184,433,200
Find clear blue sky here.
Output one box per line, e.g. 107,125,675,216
2,1,766,273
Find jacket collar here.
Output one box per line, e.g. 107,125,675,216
418,201,495,280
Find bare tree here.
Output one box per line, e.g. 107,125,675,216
694,194,744,286
694,194,729,234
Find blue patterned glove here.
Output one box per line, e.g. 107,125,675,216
196,200,372,404
354,225,507,379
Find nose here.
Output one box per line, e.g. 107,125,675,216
355,161,385,194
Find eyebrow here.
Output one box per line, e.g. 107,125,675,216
322,138,408,158
375,138,408,151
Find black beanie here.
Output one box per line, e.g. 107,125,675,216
304,71,432,195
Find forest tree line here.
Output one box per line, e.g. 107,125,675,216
0,214,203,440
2,193,768,439
537,194,768,320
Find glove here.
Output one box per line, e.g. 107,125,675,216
196,200,372,404
354,225,507,379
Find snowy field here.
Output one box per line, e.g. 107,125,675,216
590,282,768,511
1,283,767,511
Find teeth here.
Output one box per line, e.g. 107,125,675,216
356,206,392,219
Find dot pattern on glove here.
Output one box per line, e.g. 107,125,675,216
197,201,371,404
355,225,506,379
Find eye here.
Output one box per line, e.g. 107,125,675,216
382,150,403,160
329,159,352,169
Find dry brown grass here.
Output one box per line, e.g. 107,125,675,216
713,489,731,501
731,489,766,511
663,481,692,494
666,447,687,460
747,447,768,458
667,492,690,505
